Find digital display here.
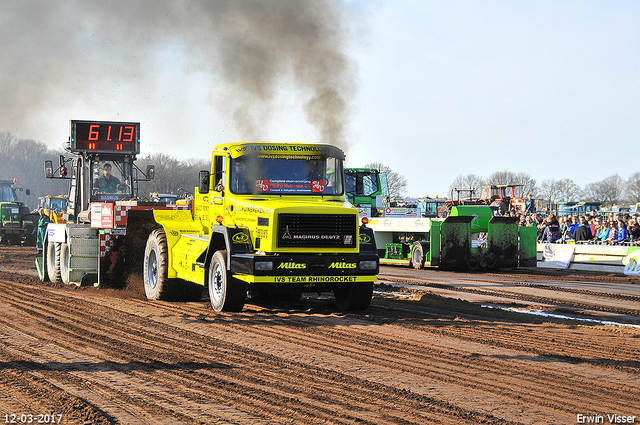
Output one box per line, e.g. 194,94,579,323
70,120,140,154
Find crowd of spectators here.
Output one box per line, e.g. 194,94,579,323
511,209,640,246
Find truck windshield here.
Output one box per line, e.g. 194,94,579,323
1,184,18,202
91,159,133,202
49,198,68,212
231,155,343,195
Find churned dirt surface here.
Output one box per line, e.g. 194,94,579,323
1,246,639,424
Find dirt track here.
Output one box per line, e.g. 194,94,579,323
1,246,639,424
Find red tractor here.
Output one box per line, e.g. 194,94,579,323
479,184,526,215
439,184,525,217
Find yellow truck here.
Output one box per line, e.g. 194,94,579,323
145,142,379,312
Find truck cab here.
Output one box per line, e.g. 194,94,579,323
147,142,379,312
345,168,389,217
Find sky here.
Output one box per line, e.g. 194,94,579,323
1,1,639,198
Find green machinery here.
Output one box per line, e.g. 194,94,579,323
368,205,537,270
0,178,36,245
345,168,537,270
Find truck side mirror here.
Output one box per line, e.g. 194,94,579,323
25,189,30,196
44,160,54,178
198,170,210,194
146,165,155,180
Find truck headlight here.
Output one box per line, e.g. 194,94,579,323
255,261,274,271
359,260,377,270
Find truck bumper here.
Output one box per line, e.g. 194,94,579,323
229,252,379,285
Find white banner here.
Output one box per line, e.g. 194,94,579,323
542,244,575,268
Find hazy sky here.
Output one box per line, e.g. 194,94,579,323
1,1,639,197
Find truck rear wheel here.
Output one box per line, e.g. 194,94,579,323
46,241,62,284
334,282,373,311
208,250,246,313
143,229,174,300
60,243,70,284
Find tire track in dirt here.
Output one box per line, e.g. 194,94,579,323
1,279,513,424
1,254,640,424
7,279,639,423
379,268,640,318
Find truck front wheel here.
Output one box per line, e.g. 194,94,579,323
334,282,373,311
143,229,174,300
208,250,246,313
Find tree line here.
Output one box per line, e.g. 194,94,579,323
449,170,640,207
3,131,637,210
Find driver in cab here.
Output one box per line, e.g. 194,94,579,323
299,159,322,181
93,163,122,193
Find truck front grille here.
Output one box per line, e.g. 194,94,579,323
277,214,357,248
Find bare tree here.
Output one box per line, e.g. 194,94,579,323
539,178,562,207
136,153,183,195
136,155,210,198
363,162,407,198
625,172,640,204
486,170,518,186
448,174,485,200
584,174,625,206
485,170,537,199
555,178,582,202
0,132,68,209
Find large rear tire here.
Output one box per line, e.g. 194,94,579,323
60,243,70,284
46,241,61,283
143,229,174,300
411,241,425,270
334,282,373,311
208,250,246,312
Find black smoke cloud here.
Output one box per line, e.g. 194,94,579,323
0,0,358,151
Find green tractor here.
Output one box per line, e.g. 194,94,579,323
0,178,37,245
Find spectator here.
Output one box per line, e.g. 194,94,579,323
630,218,640,245
604,222,618,245
596,220,610,243
612,221,628,245
560,216,571,238
588,216,599,239
573,219,592,242
568,215,580,236
628,217,640,242
525,194,535,215
533,213,545,241
542,214,562,243
560,217,575,242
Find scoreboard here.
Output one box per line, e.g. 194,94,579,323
70,120,140,154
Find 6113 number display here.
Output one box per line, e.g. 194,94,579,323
70,120,140,154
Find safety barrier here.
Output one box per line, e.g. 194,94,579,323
536,243,640,275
